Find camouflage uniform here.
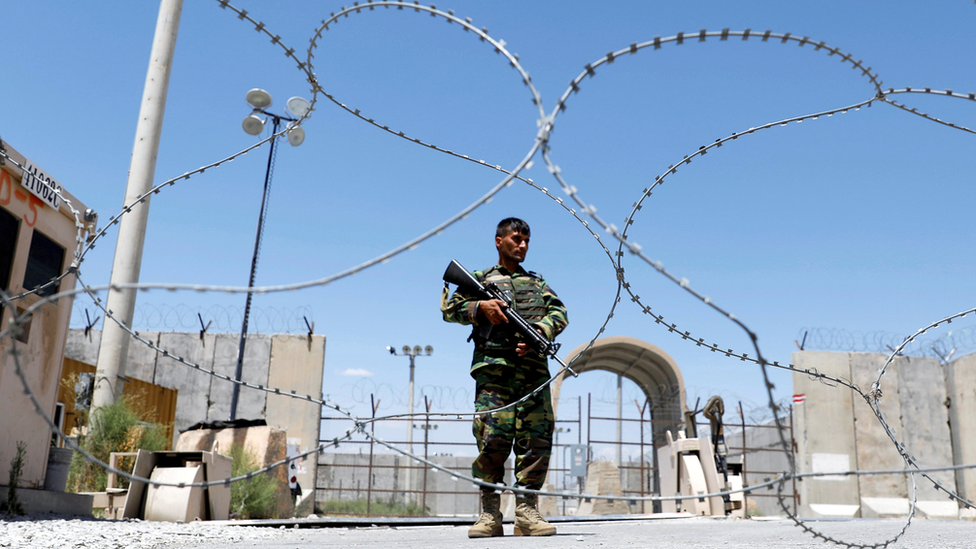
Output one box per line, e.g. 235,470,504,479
441,264,568,490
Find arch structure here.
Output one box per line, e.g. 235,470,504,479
550,336,688,499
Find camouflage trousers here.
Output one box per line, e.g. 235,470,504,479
471,359,553,491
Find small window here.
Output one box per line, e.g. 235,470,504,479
0,207,18,318
23,229,65,298
0,206,17,293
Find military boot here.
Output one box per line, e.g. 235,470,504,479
468,490,503,538
514,492,556,536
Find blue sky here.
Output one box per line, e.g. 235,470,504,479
2,1,975,458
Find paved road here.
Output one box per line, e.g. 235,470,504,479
182,516,974,549
5,514,975,548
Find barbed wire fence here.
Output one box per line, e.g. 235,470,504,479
796,326,976,364
0,1,974,546
69,303,315,335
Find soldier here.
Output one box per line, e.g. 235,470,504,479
441,217,568,537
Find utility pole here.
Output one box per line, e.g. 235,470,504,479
92,0,183,412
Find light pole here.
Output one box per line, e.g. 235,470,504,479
386,345,433,453
388,344,432,508
228,89,309,421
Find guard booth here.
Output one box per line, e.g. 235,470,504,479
0,138,97,491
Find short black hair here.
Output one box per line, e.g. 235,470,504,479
496,217,530,238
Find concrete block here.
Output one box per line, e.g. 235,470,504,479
208,333,269,422
153,333,215,445
65,328,101,365
576,461,630,516
727,419,795,517
177,425,293,518
419,455,485,517
792,351,860,517
895,355,955,502
808,503,859,517
850,353,907,500
946,353,976,503
916,500,960,519
266,334,325,516
125,331,161,384
859,496,909,518
0,486,92,516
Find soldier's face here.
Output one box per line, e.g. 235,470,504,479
496,230,529,265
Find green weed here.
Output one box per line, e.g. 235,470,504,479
228,444,277,519
1,441,27,515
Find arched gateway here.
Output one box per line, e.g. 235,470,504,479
550,336,688,499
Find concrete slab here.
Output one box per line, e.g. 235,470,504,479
895,355,955,502
916,500,959,519
153,332,215,445
0,486,92,516
125,330,160,387
946,353,976,503
860,496,909,517
792,351,860,517
65,328,101,365
576,461,629,516
208,333,269,422
850,353,907,507
266,334,325,515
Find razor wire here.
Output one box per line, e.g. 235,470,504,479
796,325,976,363
69,303,316,335
0,2,974,546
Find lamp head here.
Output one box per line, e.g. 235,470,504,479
286,96,311,117
287,126,305,147
242,112,265,136
245,88,273,109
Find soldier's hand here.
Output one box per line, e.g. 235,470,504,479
478,299,509,325
516,328,546,357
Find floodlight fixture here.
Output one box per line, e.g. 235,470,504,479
287,126,305,147
286,96,311,117
245,88,273,109
242,112,265,136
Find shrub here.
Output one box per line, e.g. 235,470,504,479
67,395,169,493
228,444,277,519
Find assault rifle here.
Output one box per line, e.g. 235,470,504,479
443,259,577,376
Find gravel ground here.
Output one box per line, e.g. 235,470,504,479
0,514,304,549
3,514,976,549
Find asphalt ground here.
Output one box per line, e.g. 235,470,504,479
184,515,975,549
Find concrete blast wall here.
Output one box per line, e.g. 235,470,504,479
946,353,976,506
65,328,325,512
792,351,957,519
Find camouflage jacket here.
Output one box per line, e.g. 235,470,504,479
441,264,568,371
